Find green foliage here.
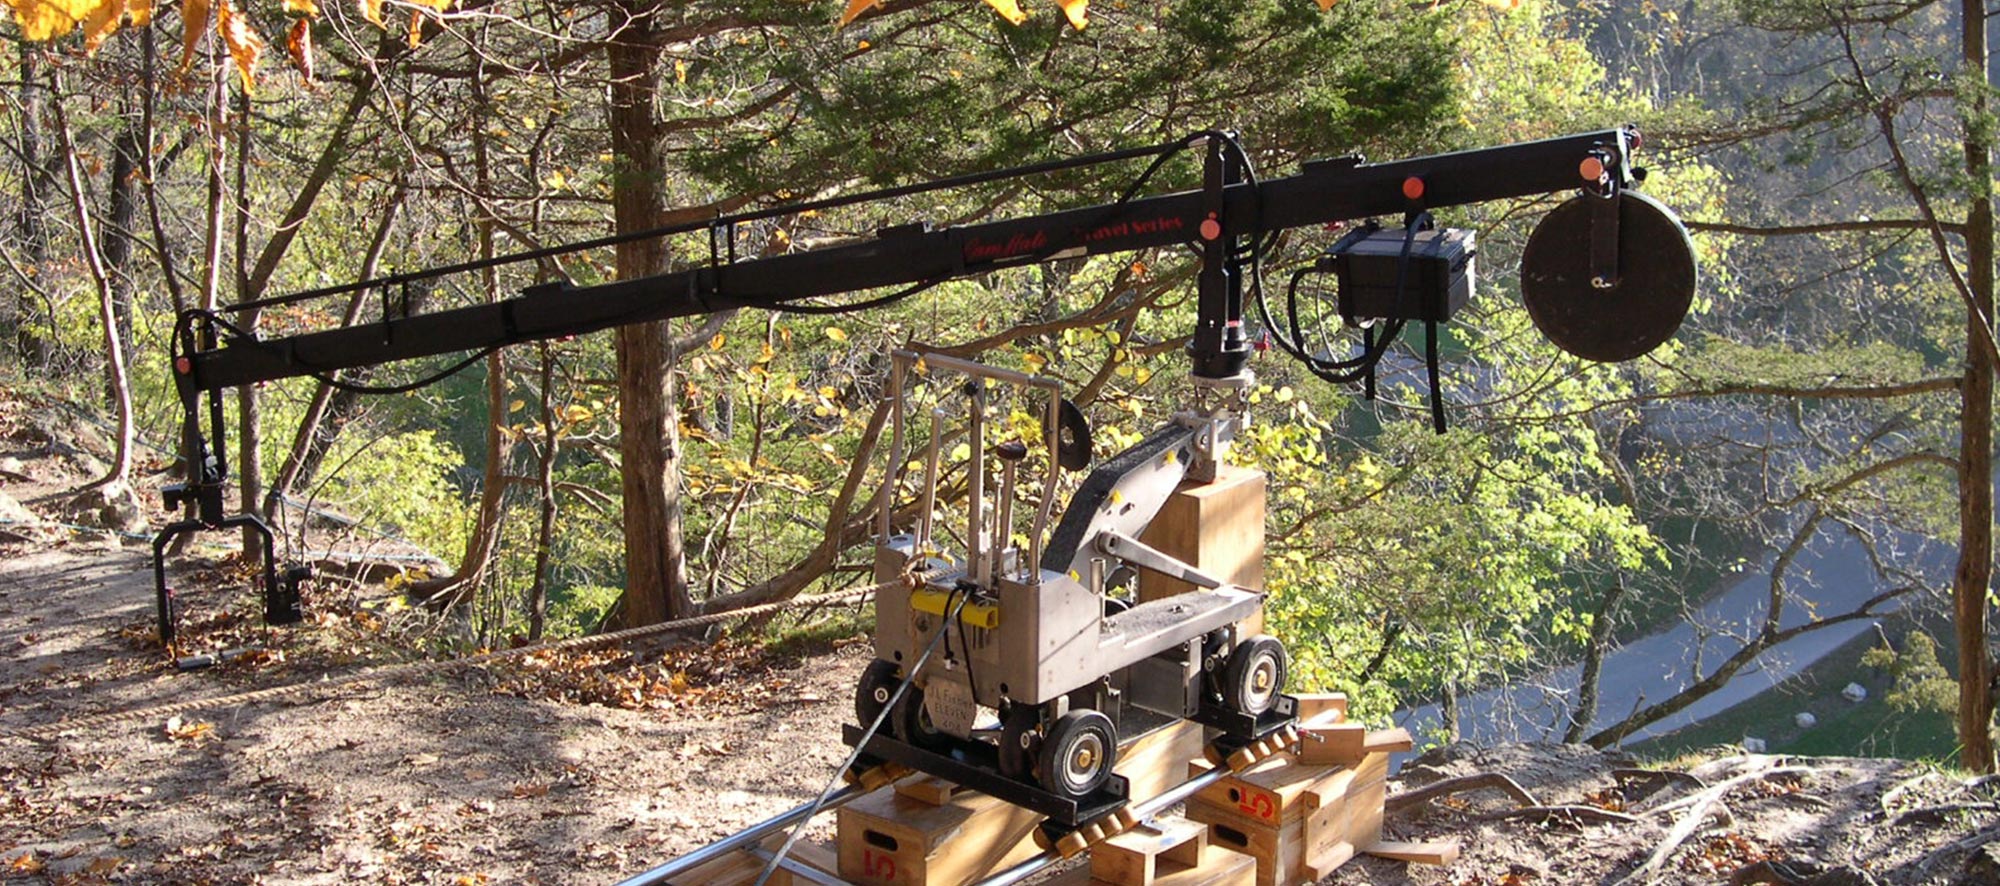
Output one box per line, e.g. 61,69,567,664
1863,631,1959,717
311,428,473,561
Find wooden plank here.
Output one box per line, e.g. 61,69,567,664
1122,719,1207,802
1363,840,1461,865
1361,728,1413,754
1304,841,1355,882
1136,465,1266,602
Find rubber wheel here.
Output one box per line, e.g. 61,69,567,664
855,660,901,729
1221,635,1288,718
894,682,950,750
1038,709,1117,799
998,703,1042,779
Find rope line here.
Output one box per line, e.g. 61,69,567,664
0,572,927,742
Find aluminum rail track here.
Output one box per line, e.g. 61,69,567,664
611,785,864,886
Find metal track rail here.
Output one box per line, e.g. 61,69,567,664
612,785,864,886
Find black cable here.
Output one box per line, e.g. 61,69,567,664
234,139,1193,314
1425,320,1446,432
772,277,944,315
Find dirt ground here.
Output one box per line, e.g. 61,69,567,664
2,403,2000,885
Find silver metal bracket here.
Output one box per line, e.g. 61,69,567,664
1095,530,1224,590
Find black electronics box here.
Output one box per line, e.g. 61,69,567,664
1329,227,1476,323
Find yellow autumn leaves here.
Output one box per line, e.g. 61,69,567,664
842,0,1090,30
0,0,454,89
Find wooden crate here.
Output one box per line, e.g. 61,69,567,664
1185,748,1364,827
1137,465,1266,603
1185,752,1390,886
839,718,1205,886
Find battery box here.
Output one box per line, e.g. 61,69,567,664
1327,228,1476,324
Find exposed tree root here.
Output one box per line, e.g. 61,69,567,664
1387,772,1541,814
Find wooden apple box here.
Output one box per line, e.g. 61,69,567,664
837,718,1205,886
1183,737,1398,886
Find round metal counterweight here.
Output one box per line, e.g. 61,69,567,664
1521,189,1697,363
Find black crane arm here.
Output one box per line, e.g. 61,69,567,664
151,126,1688,648
181,128,1636,391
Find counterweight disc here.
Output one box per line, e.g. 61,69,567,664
1521,190,1697,363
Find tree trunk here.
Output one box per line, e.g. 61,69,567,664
527,343,558,640
606,0,694,627
49,71,133,487
1565,580,1625,744
1955,0,1997,774
14,43,50,368
104,126,140,362
407,48,511,611
234,87,264,563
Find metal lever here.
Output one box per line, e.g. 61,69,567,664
1093,531,1224,590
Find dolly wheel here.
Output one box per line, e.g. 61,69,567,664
855,660,900,728
1222,635,1288,717
999,703,1042,779
1038,710,1116,799
894,682,951,750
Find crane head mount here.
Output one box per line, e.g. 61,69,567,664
149,128,1697,670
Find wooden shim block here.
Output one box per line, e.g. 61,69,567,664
1361,728,1413,754
1295,721,1366,766
894,775,965,806
1291,693,1348,722
1090,818,1208,886
1363,840,1461,865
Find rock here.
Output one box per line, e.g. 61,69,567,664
1961,842,2000,886
1743,736,1768,753
71,481,146,534
0,489,39,526
1795,711,1818,728
62,450,108,481
1805,866,1882,886
1842,682,1868,702
0,456,28,481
